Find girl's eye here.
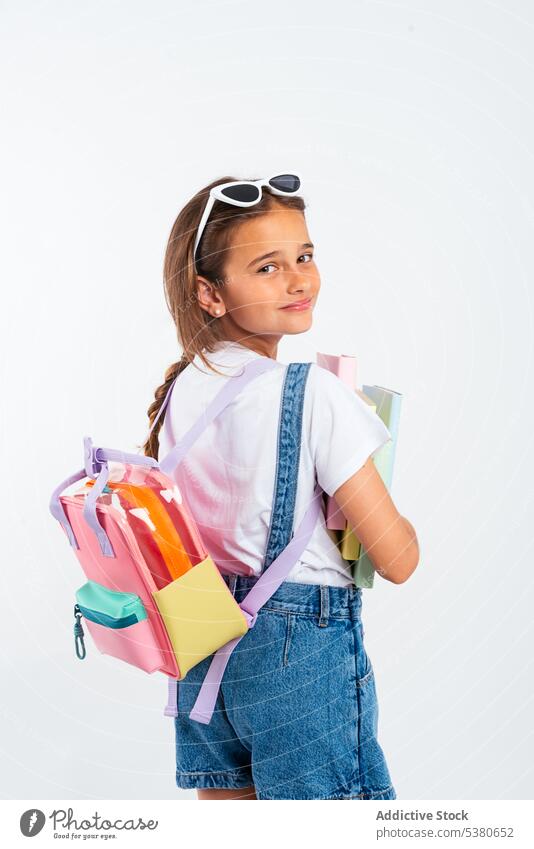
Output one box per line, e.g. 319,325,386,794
257,254,314,274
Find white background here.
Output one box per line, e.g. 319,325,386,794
1,0,533,800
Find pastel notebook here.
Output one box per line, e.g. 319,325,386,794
340,385,403,588
316,352,402,589
336,388,378,564
316,352,358,531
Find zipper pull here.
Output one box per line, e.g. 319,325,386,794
73,603,86,660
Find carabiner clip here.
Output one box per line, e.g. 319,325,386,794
73,603,86,660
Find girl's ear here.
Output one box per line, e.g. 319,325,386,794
196,275,225,317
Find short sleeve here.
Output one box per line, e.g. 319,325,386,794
307,364,392,497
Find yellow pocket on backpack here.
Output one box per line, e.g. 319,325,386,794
152,554,249,679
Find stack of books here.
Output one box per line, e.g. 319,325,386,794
316,352,402,589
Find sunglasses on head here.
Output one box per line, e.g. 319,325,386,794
193,172,302,265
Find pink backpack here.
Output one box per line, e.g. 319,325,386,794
49,358,322,725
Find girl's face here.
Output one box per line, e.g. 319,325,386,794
196,207,320,356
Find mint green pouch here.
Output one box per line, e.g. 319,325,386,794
75,580,147,629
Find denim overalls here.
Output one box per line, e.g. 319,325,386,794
173,363,397,800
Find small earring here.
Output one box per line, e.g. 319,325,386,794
214,309,221,316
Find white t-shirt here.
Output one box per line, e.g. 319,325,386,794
157,340,392,588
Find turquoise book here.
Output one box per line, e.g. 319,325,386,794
341,385,403,588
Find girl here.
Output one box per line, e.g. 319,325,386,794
143,174,419,801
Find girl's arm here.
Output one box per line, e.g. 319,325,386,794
333,458,420,585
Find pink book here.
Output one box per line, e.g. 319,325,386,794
316,352,358,530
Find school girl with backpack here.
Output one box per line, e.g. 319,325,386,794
142,173,420,800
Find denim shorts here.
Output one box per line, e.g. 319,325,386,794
173,574,396,800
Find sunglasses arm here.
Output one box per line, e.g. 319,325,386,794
194,192,216,260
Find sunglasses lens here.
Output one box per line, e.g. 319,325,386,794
220,183,261,203
269,174,300,193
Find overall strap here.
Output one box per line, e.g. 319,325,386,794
188,362,324,725
262,362,310,571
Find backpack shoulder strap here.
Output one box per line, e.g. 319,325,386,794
158,356,281,476
188,362,324,725
53,356,280,559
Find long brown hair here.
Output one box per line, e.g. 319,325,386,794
141,175,306,460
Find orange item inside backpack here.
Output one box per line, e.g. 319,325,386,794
84,479,193,581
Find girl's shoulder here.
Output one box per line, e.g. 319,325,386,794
305,362,374,412
302,363,392,496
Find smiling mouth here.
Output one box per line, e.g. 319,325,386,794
280,298,312,310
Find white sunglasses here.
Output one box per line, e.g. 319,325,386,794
193,172,302,264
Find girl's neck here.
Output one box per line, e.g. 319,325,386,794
217,334,280,361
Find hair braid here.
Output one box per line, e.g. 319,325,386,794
142,353,191,459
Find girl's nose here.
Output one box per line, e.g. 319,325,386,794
288,265,313,287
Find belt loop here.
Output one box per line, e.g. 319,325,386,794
318,585,329,627
229,574,238,597
349,586,361,622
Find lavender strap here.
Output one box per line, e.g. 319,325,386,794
188,481,324,724
49,437,159,554
82,435,158,479
164,677,179,717
82,463,114,558
159,357,283,716
49,468,88,549
50,358,279,557
159,357,280,476
146,369,181,441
